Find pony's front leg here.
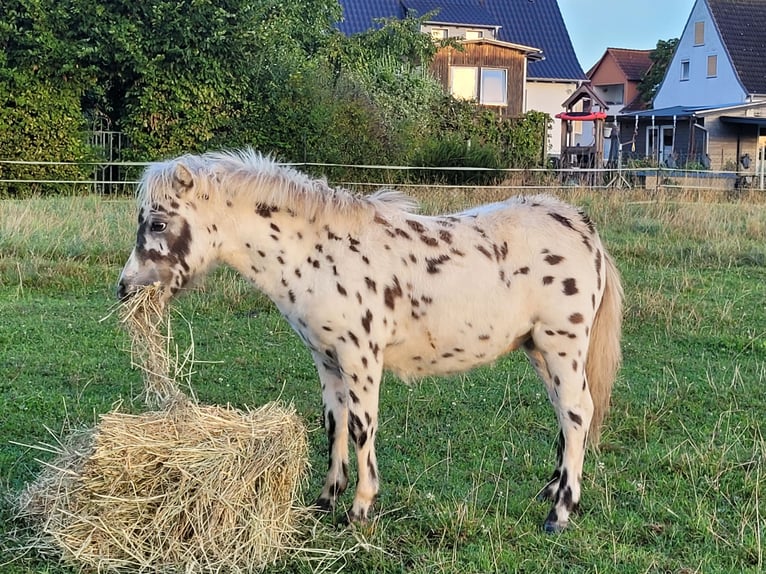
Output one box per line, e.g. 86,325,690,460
312,354,350,511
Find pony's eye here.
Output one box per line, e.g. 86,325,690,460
150,221,167,233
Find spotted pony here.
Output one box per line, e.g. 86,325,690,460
117,149,623,532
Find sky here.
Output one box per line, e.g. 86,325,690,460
558,0,697,71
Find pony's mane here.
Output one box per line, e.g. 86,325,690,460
137,149,418,220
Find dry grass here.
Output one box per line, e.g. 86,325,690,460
117,283,185,408
15,284,314,573
17,402,310,573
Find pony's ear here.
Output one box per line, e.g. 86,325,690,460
172,163,195,195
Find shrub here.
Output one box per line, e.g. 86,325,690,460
0,71,95,197
410,136,504,185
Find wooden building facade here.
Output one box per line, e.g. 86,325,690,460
431,39,540,117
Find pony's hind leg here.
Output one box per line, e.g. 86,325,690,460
312,354,350,511
525,329,594,532
344,356,384,523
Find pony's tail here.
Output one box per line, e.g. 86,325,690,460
586,251,623,447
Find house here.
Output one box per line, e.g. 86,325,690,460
587,48,653,117
616,0,766,183
336,0,586,157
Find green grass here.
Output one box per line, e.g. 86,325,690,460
1,191,765,573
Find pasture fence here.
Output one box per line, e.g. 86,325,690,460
0,158,764,198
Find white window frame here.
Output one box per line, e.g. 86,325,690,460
450,66,508,106
465,30,483,40
680,59,690,81
479,68,507,106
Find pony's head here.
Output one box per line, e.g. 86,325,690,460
117,155,218,301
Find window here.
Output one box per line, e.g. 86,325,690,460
707,54,717,77
480,68,507,105
465,30,483,40
449,66,507,106
431,28,448,40
694,21,704,45
451,66,478,101
681,59,690,80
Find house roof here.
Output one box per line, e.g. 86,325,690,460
587,48,653,81
460,38,544,59
335,0,585,81
402,0,500,27
622,104,724,119
708,0,766,95
482,0,585,81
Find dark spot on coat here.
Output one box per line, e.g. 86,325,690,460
425,254,451,274
383,276,403,310
545,254,564,265
365,277,377,293
406,220,426,233
543,276,554,285
361,309,373,333
569,313,584,324
568,411,583,426
549,212,574,230
337,283,347,296
476,245,493,259
563,278,578,295
255,203,277,218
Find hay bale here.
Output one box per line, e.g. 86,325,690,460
15,284,314,572
18,401,310,573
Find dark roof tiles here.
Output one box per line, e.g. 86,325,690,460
708,0,766,95
403,0,500,27
336,0,585,81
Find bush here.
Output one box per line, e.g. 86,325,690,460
0,71,95,197
410,136,504,185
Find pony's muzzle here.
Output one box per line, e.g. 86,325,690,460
116,268,161,300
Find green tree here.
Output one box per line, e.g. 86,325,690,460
63,0,342,159
637,38,679,107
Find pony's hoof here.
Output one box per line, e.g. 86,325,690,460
542,509,567,533
312,497,333,513
345,509,368,525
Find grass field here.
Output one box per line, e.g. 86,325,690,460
1,189,765,573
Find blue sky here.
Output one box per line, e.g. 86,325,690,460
558,0,696,70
